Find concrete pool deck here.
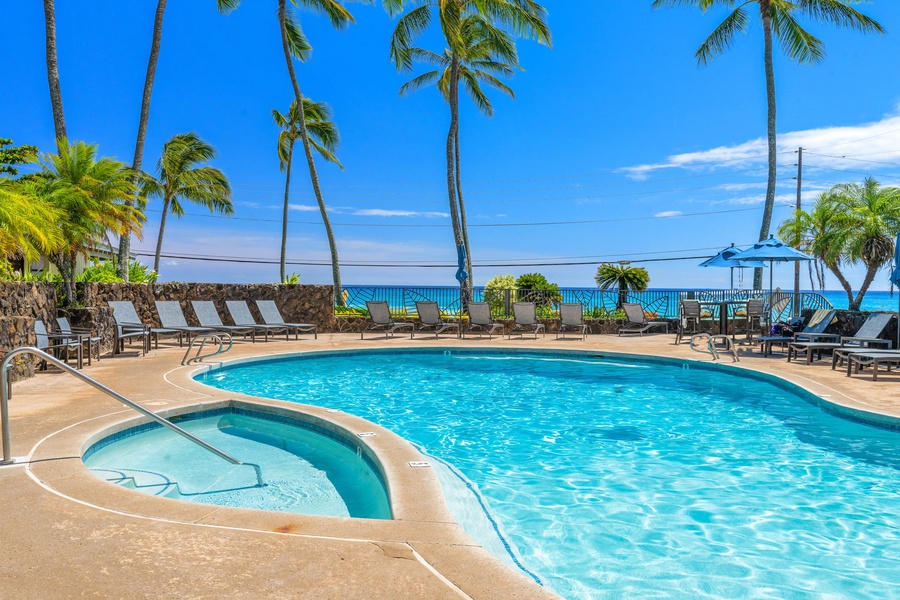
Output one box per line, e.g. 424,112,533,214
2,332,900,599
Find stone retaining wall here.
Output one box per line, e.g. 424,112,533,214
0,283,59,379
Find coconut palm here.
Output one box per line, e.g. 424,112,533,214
386,0,550,289
117,0,239,280
39,140,142,305
273,98,342,282
595,263,651,309
0,180,63,262
651,0,883,290
42,0,66,142
142,133,233,275
399,14,519,284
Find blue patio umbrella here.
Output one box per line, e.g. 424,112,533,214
698,243,767,290
889,231,900,348
730,235,813,297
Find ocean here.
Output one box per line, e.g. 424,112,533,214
814,289,898,312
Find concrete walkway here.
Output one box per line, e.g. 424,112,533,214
1,332,899,599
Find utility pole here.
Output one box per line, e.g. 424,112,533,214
793,147,803,317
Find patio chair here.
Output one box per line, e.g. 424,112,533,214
155,301,216,346
225,301,289,342
788,312,893,365
56,316,102,365
413,301,459,338
557,303,587,340
741,298,765,342
464,302,503,338
509,302,545,339
34,319,83,370
361,301,414,339
617,302,669,336
255,300,317,339
675,299,705,344
107,300,161,355
756,308,836,357
191,301,257,342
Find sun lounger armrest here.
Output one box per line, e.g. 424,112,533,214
841,336,892,348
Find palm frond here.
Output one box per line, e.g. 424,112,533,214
294,0,355,29
390,5,432,70
771,6,824,64
284,6,313,62
399,70,442,96
798,0,885,34
696,7,749,65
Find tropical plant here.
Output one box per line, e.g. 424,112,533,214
652,0,883,290
0,138,39,176
483,273,516,312
78,258,158,283
595,263,650,308
282,273,301,284
38,139,143,305
515,272,561,306
781,177,900,310
386,0,550,290
142,133,232,275
273,97,342,282
117,0,239,279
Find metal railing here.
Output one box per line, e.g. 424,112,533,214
0,347,264,488
181,332,232,366
339,286,833,320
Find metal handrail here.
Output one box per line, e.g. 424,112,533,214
0,347,264,488
181,332,232,366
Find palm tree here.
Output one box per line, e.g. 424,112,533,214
117,0,239,280
0,180,63,263
273,98,342,282
595,263,650,309
386,0,550,289
39,140,142,305
143,133,233,275
651,0,883,290
399,14,519,284
43,0,66,142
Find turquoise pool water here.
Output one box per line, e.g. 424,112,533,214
83,408,391,520
197,350,900,599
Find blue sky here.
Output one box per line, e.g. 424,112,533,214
4,0,900,291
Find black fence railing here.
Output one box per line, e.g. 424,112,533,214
340,286,833,320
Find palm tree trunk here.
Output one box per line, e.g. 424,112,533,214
278,0,344,306
280,142,294,282
826,263,854,308
43,0,67,142
53,251,76,307
153,196,171,274
119,0,168,281
445,56,463,251
755,0,777,291
454,122,473,291
852,264,879,310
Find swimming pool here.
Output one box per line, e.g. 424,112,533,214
197,349,900,599
83,406,391,520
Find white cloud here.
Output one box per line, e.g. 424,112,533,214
654,210,683,218
288,204,319,212
620,105,900,179
351,209,449,218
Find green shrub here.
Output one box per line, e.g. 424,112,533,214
515,272,562,306
484,273,517,312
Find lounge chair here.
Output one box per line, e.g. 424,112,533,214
557,303,587,340
34,319,83,370
155,301,216,346
509,302,545,339
832,346,900,370
464,302,503,338
617,302,668,336
191,301,257,342
255,300,317,339
361,301,414,339
788,312,893,365
225,301,289,342
756,308,836,357
845,350,900,381
413,301,459,338
107,301,161,355
56,316,102,365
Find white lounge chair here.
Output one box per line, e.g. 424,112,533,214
255,300,317,339
225,301,289,342
155,301,216,346
191,301,257,342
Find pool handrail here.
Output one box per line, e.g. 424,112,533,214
0,347,264,487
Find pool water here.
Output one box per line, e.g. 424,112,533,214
198,350,900,599
84,410,391,520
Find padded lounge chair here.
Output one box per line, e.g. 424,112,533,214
757,308,836,357
191,301,257,342
557,303,587,340
34,319,83,370
362,301,414,339
255,300,317,339
509,302,545,339
464,302,503,338
413,301,459,338
225,301,289,342
617,303,668,336
155,301,216,346
788,312,893,365
107,301,161,355
56,316,102,365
